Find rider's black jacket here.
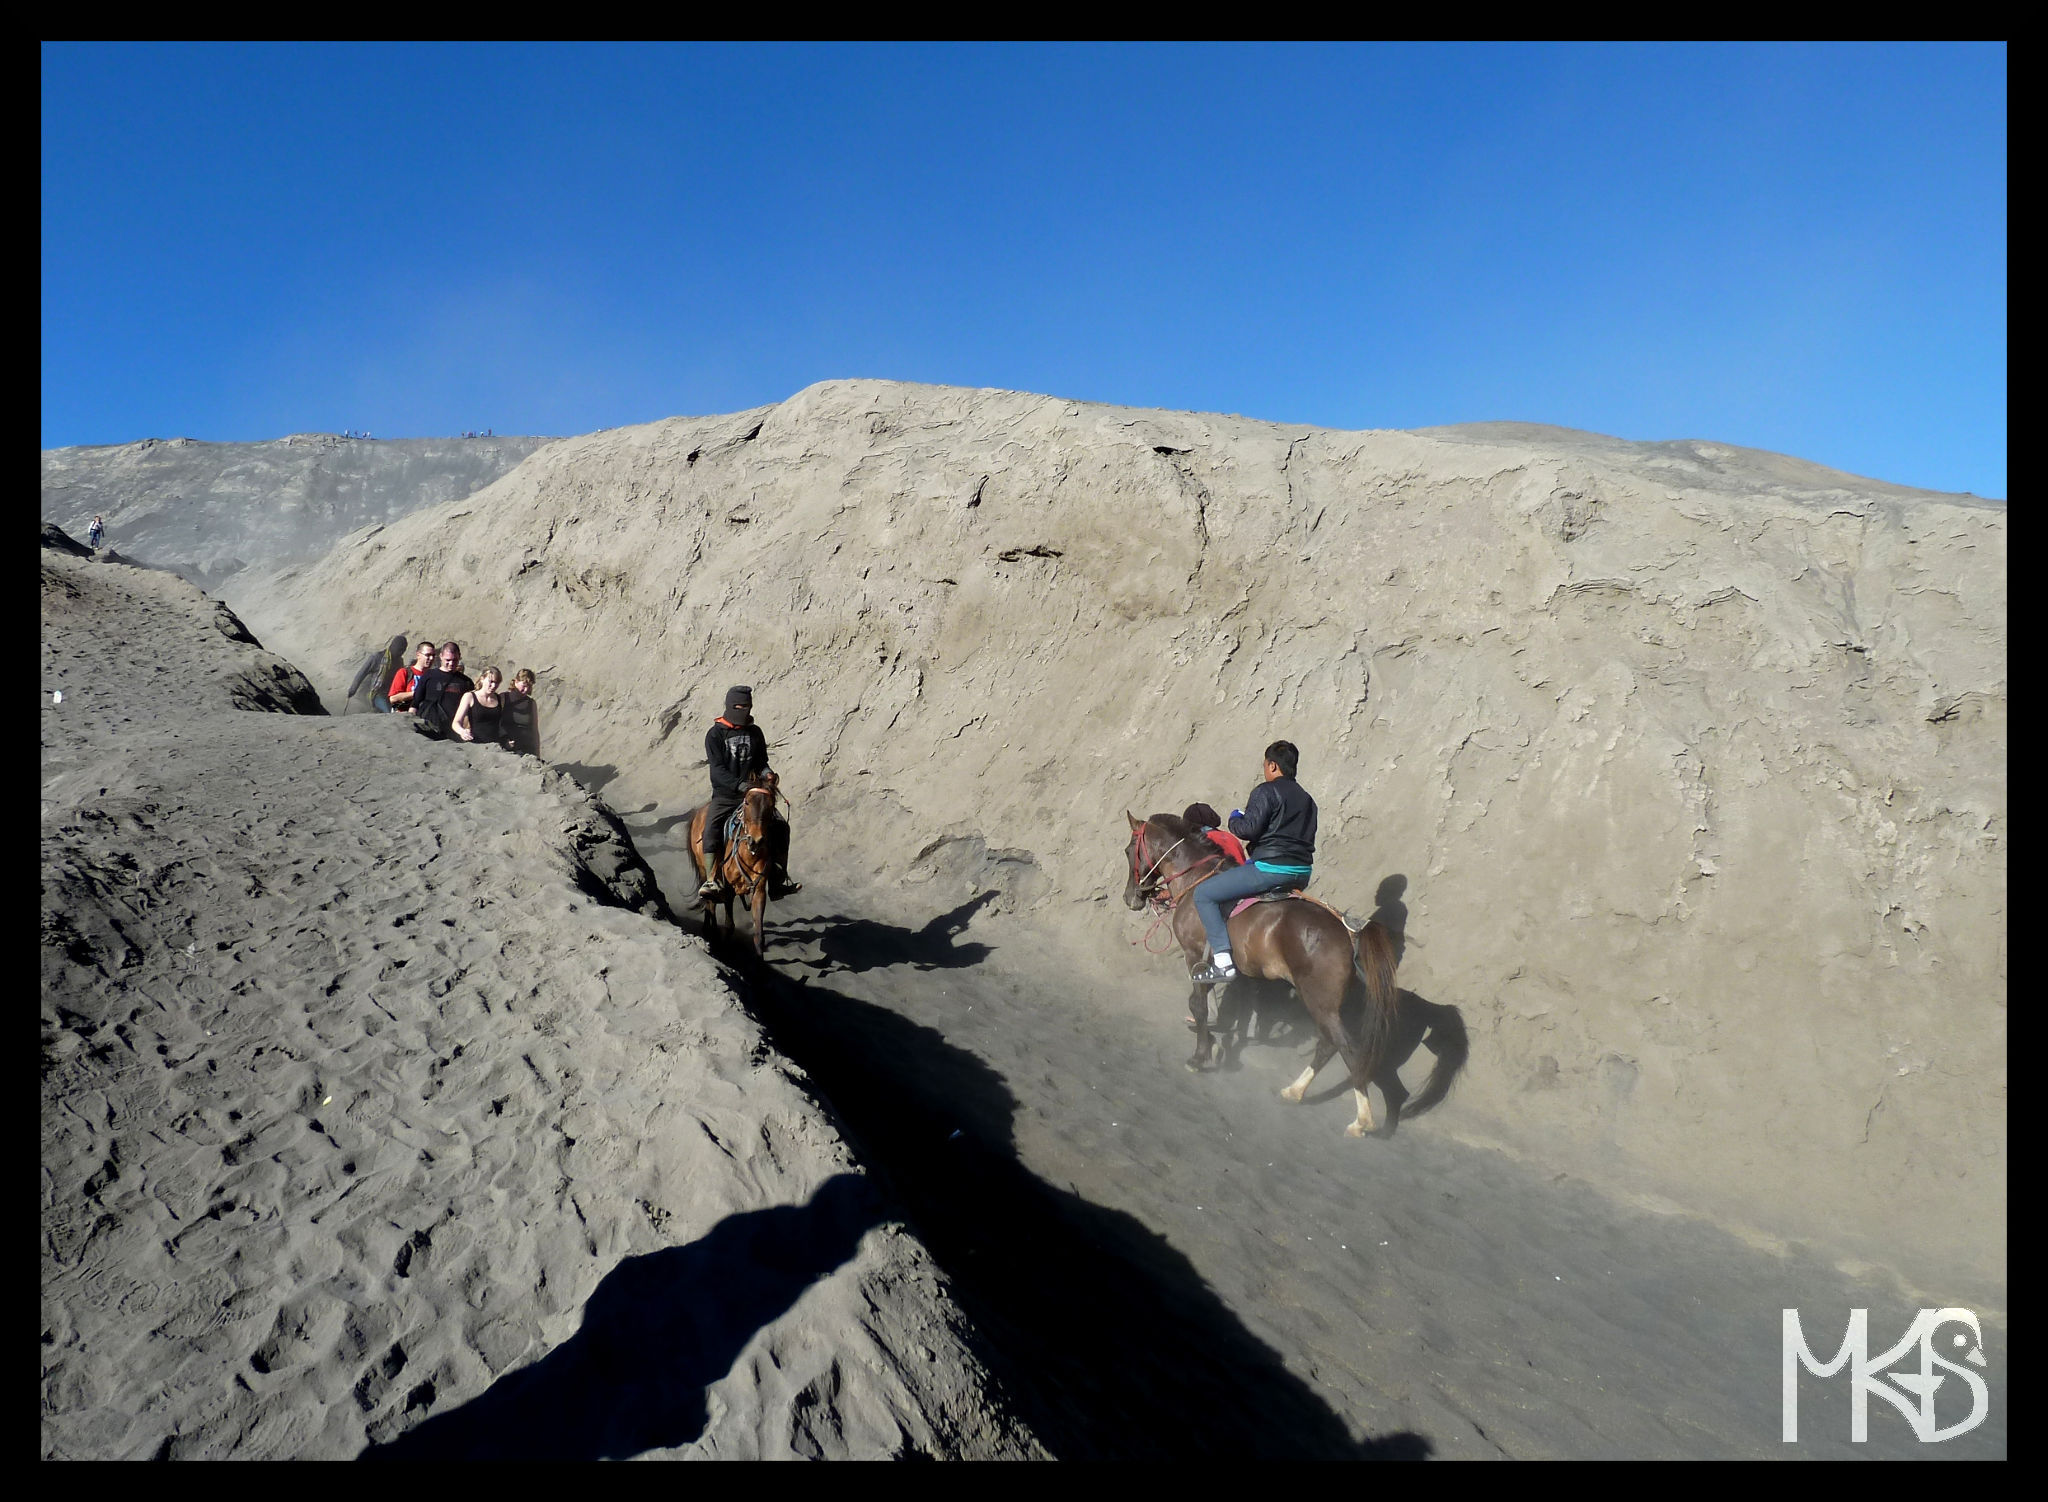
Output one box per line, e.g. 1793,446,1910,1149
706,718,769,800
1228,776,1318,867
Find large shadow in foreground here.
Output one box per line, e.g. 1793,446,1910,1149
729,930,1432,1459
362,1175,882,1460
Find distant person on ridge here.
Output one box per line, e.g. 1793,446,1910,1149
1187,740,1318,985
697,685,801,899
501,669,542,756
347,635,409,714
86,515,104,548
388,641,436,712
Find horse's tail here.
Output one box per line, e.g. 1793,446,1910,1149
1349,918,1401,1080
1403,1006,1468,1118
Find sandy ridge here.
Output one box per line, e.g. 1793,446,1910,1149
40,540,1041,1459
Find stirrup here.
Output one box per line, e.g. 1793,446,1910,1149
1189,961,1237,985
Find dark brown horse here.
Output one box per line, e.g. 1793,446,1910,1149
687,771,781,953
1123,812,1401,1136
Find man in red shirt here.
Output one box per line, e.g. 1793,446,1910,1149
388,641,436,713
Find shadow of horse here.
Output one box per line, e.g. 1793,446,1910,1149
722,947,1432,1459
778,891,997,974
361,1175,884,1460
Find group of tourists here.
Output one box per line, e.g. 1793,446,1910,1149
341,430,373,441
346,636,541,756
460,429,494,438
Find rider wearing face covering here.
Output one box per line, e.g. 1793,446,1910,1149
698,686,802,899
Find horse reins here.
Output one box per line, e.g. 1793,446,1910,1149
1131,824,1228,908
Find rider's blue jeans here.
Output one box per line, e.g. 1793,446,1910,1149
1193,862,1307,958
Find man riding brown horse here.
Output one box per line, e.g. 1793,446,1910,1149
1188,740,1317,984
1124,738,1401,1134
696,685,801,901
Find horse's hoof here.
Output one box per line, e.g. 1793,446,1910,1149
1345,1122,1369,1138
1279,1087,1305,1103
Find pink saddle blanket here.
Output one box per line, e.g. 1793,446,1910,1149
1229,890,1304,919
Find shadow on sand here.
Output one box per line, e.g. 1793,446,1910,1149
776,891,997,973
715,918,1432,1460
552,761,620,795
362,1175,884,1460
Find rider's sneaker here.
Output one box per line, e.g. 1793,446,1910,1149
697,877,724,898
769,876,804,898
1188,960,1237,985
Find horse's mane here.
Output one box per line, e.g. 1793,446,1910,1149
740,781,775,833
1147,813,1196,841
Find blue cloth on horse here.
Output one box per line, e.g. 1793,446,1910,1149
1193,859,1307,958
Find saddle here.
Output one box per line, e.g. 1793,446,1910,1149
1228,889,1304,919
1228,888,1368,932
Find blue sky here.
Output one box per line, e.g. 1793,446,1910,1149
42,43,2006,496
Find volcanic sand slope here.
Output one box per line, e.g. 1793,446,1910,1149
41,432,551,589
235,379,2005,1301
39,538,1041,1460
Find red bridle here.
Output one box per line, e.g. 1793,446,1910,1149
1130,821,1225,909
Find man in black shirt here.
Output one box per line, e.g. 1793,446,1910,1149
698,685,802,899
1188,739,1319,984
411,642,475,740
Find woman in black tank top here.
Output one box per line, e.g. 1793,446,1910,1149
501,669,542,756
452,668,506,745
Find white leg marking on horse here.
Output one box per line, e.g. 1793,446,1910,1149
1280,1063,1317,1103
1346,1088,1376,1138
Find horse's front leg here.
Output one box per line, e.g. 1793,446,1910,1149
751,879,767,954
1186,981,1217,1072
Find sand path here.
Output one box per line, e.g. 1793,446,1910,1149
626,810,2007,1460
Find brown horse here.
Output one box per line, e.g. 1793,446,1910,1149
1123,812,1401,1136
686,772,781,953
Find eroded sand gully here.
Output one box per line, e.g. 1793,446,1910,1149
45,382,2006,1457
228,381,2006,1309
40,542,2008,1458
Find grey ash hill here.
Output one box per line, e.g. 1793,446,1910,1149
40,432,553,589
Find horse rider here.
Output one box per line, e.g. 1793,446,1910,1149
1188,740,1318,984
697,685,803,900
